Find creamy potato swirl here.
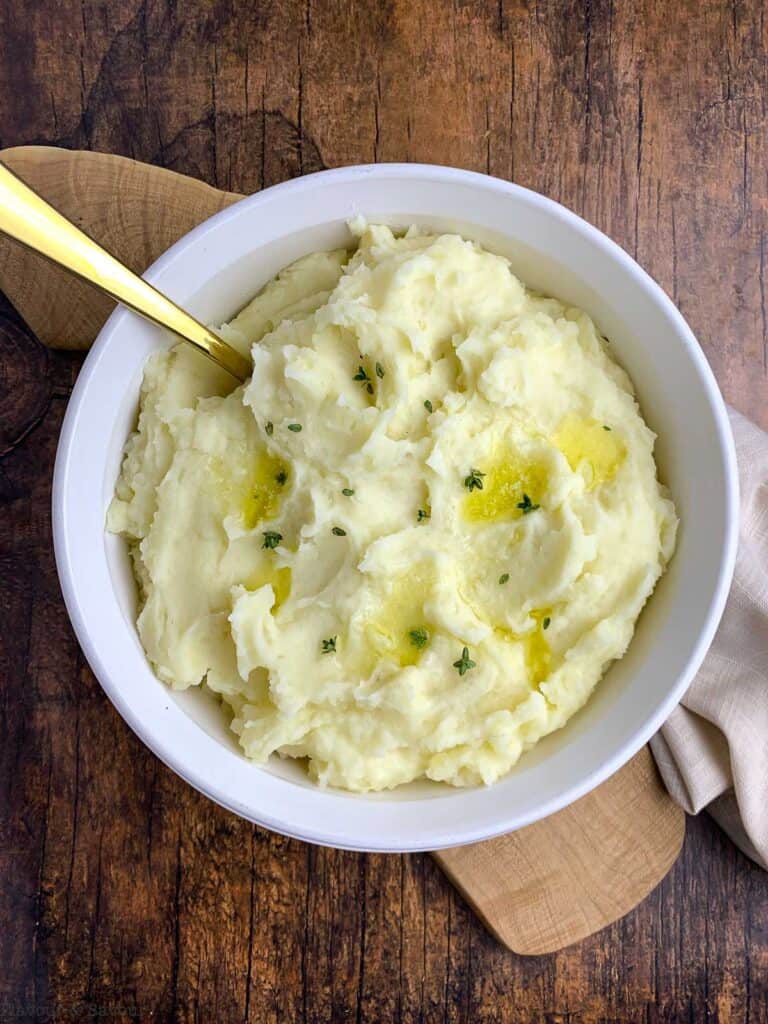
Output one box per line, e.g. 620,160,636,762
109,223,677,791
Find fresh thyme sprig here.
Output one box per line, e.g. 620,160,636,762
408,627,429,650
262,531,282,549
321,636,337,654
453,647,476,676
353,365,374,395
516,493,540,514
463,468,485,492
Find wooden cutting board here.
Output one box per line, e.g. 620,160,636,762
0,145,685,954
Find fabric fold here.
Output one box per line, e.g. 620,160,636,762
650,408,768,870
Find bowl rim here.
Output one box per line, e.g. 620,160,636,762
52,162,739,851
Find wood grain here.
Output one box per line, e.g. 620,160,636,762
0,143,686,958
1,1,767,1021
435,747,684,955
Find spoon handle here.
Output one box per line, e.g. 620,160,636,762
0,160,250,381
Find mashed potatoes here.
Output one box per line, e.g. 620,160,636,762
108,223,677,791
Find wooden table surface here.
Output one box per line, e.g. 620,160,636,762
1,1,766,1021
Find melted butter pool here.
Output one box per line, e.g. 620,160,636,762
463,452,549,522
496,607,552,685
551,415,624,489
362,566,434,670
241,450,290,529
244,566,292,611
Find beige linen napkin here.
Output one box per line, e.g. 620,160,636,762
650,408,768,869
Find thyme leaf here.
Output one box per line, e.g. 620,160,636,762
408,627,429,650
463,468,485,492
453,647,476,676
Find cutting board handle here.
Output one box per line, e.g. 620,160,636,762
0,145,685,954
0,146,241,349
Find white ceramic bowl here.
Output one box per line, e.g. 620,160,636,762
53,164,738,852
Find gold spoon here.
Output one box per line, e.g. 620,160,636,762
0,160,250,381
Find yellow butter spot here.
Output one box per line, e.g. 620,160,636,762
551,415,624,489
525,608,552,684
464,453,548,522
495,607,552,685
363,567,434,669
241,450,289,529
244,566,292,612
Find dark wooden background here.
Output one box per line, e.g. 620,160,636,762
1,1,767,1021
